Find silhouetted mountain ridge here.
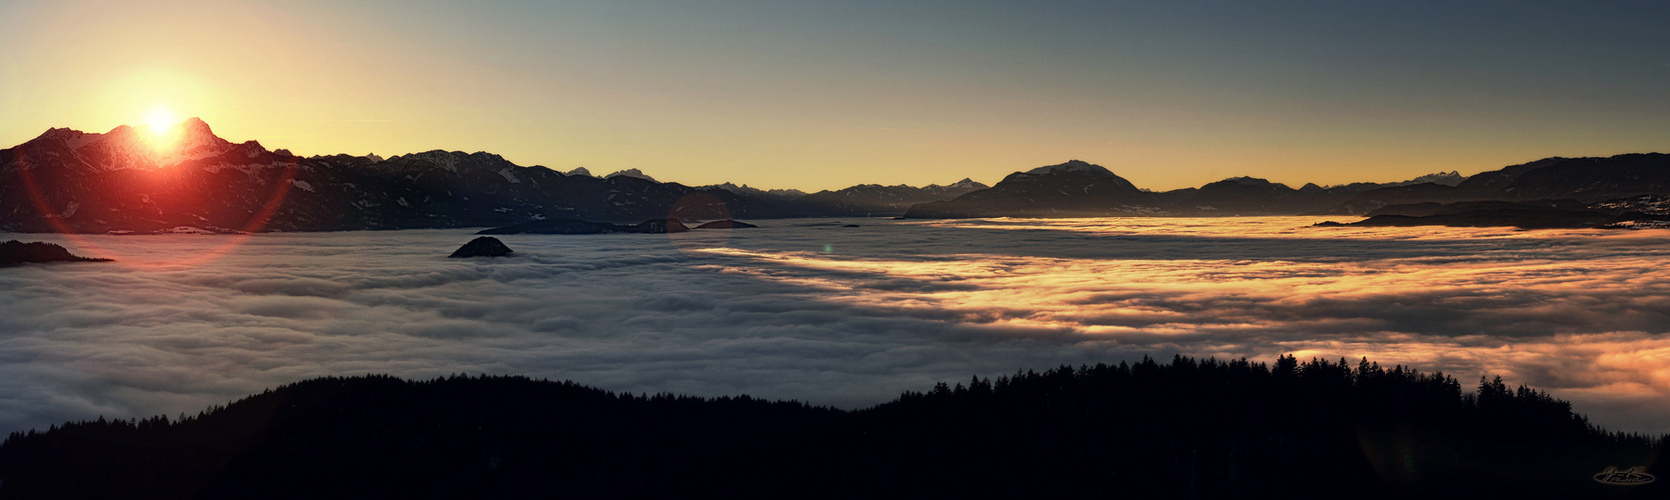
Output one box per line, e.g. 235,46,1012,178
0,121,792,233
4,121,1663,231
1323,154,1670,215
903,160,1471,218
1,355,1660,499
789,178,989,216
906,154,1669,219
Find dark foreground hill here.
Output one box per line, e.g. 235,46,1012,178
1,355,1662,499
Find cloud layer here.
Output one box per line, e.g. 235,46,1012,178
3,217,1669,435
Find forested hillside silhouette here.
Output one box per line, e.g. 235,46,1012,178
1,355,1662,499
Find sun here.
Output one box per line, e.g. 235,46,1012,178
142,107,181,150
145,108,177,131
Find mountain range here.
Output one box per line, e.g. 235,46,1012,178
1,119,1664,233
909,156,1670,228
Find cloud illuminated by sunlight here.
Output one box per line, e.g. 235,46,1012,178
4,220,1670,438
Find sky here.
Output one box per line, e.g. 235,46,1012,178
4,220,1670,436
2,0,1668,191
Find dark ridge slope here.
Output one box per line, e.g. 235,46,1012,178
1326,154,1670,214
1,356,1661,499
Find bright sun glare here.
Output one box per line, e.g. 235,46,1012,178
142,107,180,150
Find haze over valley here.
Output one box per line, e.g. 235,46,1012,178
4,219,1670,439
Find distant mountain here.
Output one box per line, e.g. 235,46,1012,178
0,120,793,233
1322,154,1670,214
1401,170,1464,187
702,182,808,203
5,120,1663,230
902,161,1443,218
603,168,656,182
1177,177,1314,214
905,157,1669,220
791,178,989,217
906,160,1162,218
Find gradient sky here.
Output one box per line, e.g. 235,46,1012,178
3,0,1667,191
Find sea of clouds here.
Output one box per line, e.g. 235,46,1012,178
2,217,1668,435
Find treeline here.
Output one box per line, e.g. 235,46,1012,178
0,355,1662,499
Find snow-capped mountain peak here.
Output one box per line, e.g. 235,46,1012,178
15,118,250,173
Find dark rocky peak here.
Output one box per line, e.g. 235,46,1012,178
448,236,514,258
177,117,221,141
1403,171,1464,187
922,178,990,194
29,127,92,145
1497,153,1670,201
149,117,236,156
1299,182,1326,193
605,168,657,182
704,182,806,202
309,153,384,167
1209,176,1288,189
994,160,1140,194
382,150,518,175
603,173,653,186
1454,156,1568,195
1022,159,1116,177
